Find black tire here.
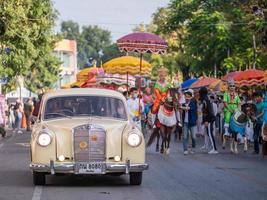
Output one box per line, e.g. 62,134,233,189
130,172,142,185
33,171,46,185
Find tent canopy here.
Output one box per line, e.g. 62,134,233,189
6,87,37,99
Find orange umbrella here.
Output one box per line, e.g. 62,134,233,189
190,77,220,89
265,70,267,85
222,71,242,81
234,69,265,87
235,69,264,81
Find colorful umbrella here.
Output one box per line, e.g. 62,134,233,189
190,77,220,89
265,70,267,85
76,66,104,82
234,69,265,87
181,78,198,90
221,71,242,81
209,80,228,92
103,56,151,75
117,32,167,54
117,32,167,115
96,73,136,88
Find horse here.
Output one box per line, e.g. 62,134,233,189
147,88,179,155
228,103,255,154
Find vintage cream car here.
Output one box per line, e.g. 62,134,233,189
30,88,148,185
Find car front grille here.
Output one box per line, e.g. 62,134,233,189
73,124,106,162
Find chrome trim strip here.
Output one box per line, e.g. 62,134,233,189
29,162,149,174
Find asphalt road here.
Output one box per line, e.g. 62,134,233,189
0,131,266,200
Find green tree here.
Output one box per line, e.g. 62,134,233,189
60,21,120,68
61,20,80,40
134,7,194,80
154,0,267,78
0,0,61,93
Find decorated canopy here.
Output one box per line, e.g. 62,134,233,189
62,66,104,88
209,80,228,92
96,73,136,88
221,71,241,81
190,77,220,89
76,66,104,82
222,69,265,87
234,69,265,87
103,56,151,75
117,32,167,54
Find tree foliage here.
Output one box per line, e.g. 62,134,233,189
60,21,121,68
0,0,61,93
150,0,267,79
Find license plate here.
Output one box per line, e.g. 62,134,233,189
76,163,105,174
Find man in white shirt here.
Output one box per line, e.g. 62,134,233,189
127,87,144,122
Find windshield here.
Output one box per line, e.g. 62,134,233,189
43,96,127,120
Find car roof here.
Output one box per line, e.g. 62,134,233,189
43,88,125,100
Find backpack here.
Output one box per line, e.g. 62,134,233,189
203,98,216,122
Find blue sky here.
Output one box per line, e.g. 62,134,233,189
53,0,170,41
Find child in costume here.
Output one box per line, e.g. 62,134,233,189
222,80,241,148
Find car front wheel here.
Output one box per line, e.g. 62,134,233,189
129,172,142,185
33,171,46,185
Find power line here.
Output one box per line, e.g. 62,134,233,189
57,19,148,26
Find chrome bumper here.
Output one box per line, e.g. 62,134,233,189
29,161,149,174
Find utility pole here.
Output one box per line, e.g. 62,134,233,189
214,63,217,78
253,34,256,69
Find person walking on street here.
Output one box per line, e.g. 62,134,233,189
0,95,7,137
199,87,218,154
252,91,264,154
13,99,23,134
24,98,34,131
32,93,43,117
181,89,198,155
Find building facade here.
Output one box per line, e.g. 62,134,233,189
54,39,78,88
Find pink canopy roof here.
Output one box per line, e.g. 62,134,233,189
117,32,167,54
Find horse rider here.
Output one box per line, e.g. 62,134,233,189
222,79,241,149
151,67,172,127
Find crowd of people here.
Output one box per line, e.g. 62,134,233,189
124,67,267,157
0,94,43,135
0,72,266,157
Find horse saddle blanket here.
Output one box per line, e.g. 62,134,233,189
230,109,248,136
158,106,176,127
262,123,267,142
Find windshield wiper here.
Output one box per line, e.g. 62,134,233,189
45,112,72,119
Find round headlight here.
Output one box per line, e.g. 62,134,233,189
127,133,142,147
114,155,121,162
37,133,52,147
58,155,65,162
